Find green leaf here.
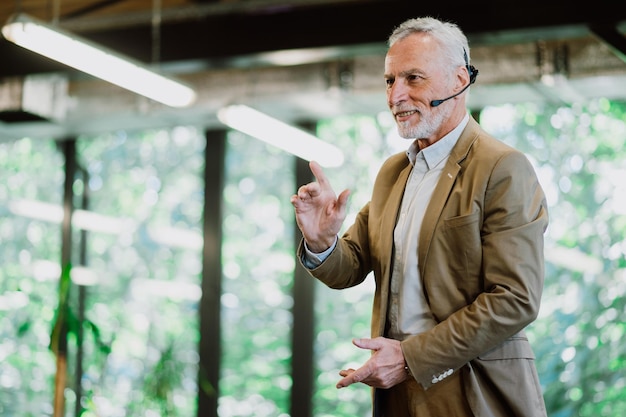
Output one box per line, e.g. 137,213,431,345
49,262,72,355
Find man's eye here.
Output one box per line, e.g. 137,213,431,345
385,79,394,87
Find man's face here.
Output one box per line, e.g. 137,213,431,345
384,33,454,141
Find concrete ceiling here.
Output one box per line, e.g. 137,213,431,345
1,0,626,142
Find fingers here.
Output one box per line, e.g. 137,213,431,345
309,160,329,189
337,367,367,389
291,161,350,211
335,339,375,389
335,338,405,389
291,183,321,208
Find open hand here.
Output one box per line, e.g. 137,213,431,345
290,161,350,252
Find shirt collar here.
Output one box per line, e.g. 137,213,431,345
406,113,470,168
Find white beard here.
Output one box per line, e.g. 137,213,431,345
396,103,452,139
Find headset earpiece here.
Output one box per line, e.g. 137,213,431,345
463,49,478,85
430,48,479,107
468,65,478,84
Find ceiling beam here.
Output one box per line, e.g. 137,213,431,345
1,0,626,78
589,22,626,64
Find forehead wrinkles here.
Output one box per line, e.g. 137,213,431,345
385,51,430,81
385,33,438,71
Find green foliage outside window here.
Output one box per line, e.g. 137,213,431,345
219,131,295,417
74,127,205,417
0,138,62,416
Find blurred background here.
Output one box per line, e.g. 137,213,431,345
1,1,625,417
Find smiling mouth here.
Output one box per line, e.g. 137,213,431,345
395,110,418,118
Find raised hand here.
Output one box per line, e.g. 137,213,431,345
290,161,351,253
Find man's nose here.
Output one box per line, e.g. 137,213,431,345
387,82,408,107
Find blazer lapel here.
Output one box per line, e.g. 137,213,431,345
418,118,480,273
376,161,412,336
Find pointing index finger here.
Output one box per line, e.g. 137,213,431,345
309,160,330,188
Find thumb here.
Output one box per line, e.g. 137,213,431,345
352,337,381,351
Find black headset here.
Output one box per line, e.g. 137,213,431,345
430,49,479,107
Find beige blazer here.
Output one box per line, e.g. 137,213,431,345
300,117,549,416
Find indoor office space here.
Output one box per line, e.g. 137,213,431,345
1,1,625,417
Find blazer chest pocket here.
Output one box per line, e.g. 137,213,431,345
442,211,481,230
440,212,482,281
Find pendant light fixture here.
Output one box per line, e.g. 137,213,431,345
2,13,196,108
218,104,345,167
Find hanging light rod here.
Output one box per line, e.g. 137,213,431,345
217,104,345,168
1,13,196,108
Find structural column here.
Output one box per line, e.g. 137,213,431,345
198,129,226,417
290,121,317,417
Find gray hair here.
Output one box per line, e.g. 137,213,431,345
388,17,471,72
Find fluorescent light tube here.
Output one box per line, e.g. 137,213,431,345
217,104,344,168
2,13,196,108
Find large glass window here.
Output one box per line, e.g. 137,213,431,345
74,127,205,416
219,130,295,417
0,138,64,416
2,98,624,417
